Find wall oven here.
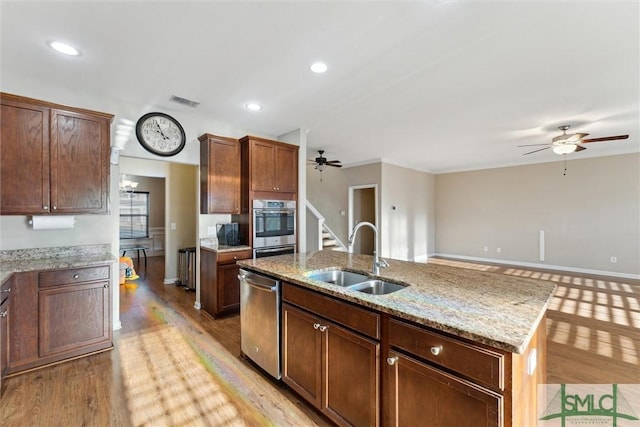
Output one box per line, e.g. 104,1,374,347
253,199,296,258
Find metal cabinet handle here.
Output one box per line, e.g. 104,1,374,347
430,345,443,356
103,284,109,289
0,311,7,317
387,356,399,366
43,205,48,210
313,323,321,330
73,274,79,279
52,206,57,210
0,288,10,293
319,325,328,332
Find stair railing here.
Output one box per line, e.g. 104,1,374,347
306,200,347,251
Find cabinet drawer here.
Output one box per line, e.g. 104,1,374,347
388,318,504,390
39,265,110,288
217,249,252,264
283,283,380,339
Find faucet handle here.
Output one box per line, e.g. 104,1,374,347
376,258,390,268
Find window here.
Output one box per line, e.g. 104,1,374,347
120,191,149,239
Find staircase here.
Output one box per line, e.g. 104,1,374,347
307,200,347,252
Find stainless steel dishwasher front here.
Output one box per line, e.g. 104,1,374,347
239,268,281,379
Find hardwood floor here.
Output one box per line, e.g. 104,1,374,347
1,255,638,426
1,256,330,427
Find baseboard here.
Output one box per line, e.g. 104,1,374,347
432,253,640,280
164,277,178,285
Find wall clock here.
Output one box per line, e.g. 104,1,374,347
135,112,186,156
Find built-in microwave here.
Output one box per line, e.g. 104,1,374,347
252,199,296,249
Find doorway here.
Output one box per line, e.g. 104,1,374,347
348,184,378,255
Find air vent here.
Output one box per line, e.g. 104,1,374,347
169,95,200,108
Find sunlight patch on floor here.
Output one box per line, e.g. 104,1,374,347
119,326,254,427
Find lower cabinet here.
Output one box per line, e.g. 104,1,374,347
200,248,252,317
6,265,112,375
282,284,380,427
0,276,11,396
386,351,502,427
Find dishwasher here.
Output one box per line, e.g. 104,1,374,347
239,268,281,379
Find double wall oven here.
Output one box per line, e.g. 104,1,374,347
252,199,296,258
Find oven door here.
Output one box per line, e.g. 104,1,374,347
253,245,296,259
253,209,295,239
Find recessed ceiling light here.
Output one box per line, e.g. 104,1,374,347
245,103,263,112
47,40,81,56
310,62,328,74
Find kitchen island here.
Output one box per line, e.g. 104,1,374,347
238,249,557,427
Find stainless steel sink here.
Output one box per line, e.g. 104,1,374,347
307,269,407,295
349,280,407,295
307,269,370,287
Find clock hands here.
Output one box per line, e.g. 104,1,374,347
154,120,170,141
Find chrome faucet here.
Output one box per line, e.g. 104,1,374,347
348,221,389,275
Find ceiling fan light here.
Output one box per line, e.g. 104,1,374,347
552,144,577,155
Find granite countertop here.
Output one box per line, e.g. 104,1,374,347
199,238,251,253
237,250,557,354
0,244,117,285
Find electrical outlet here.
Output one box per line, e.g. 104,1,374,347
496,247,502,253
483,246,488,252
170,222,176,230
610,256,617,264
207,226,216,236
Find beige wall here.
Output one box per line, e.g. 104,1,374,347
307,162,382,247
435,153,640,275
166,163,198,280
380,163,435,261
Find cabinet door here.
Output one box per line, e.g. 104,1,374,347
0,296,8,390
201,136,240,214
50,109,109,214
216,263,241,314
199,249,216,317
386,351,503,427
250,140,276,192
0,99,50,215
39,281,110,357
7,272,39,372
282,303,323,407
324,322,380,427
275,144,298,193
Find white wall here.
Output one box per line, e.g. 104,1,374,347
435,153,640,276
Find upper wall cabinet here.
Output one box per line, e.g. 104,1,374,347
198,133,241,214
0,93,113,215
240,135,298,199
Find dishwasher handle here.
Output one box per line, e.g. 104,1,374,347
239,269,279,292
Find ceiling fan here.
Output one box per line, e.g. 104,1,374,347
308,150,342,181
518,125,629,155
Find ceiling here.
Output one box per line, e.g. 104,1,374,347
1,1,638,173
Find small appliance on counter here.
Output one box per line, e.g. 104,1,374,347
217,222,240,246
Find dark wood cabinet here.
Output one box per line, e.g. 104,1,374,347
200,248,252,317
282,284,380,426
0,93,112,215
6,266,112,375
386,351,502,427
199,134,240,214
0,276,12,396
243,136,298,194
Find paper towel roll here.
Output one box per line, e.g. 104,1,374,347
30,215,75,230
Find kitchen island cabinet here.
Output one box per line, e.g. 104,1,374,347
0,275,11,396
282,283,379,427
238,250,556,427
0,93,113,215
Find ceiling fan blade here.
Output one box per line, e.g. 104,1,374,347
574,145,587,152
517,143,552,147
523,147,551,155
327,163,343,168
581,135,629,143
326,160,342,164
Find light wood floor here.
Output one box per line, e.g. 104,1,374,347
1,256,638,426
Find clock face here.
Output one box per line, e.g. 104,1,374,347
135,112,186,156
